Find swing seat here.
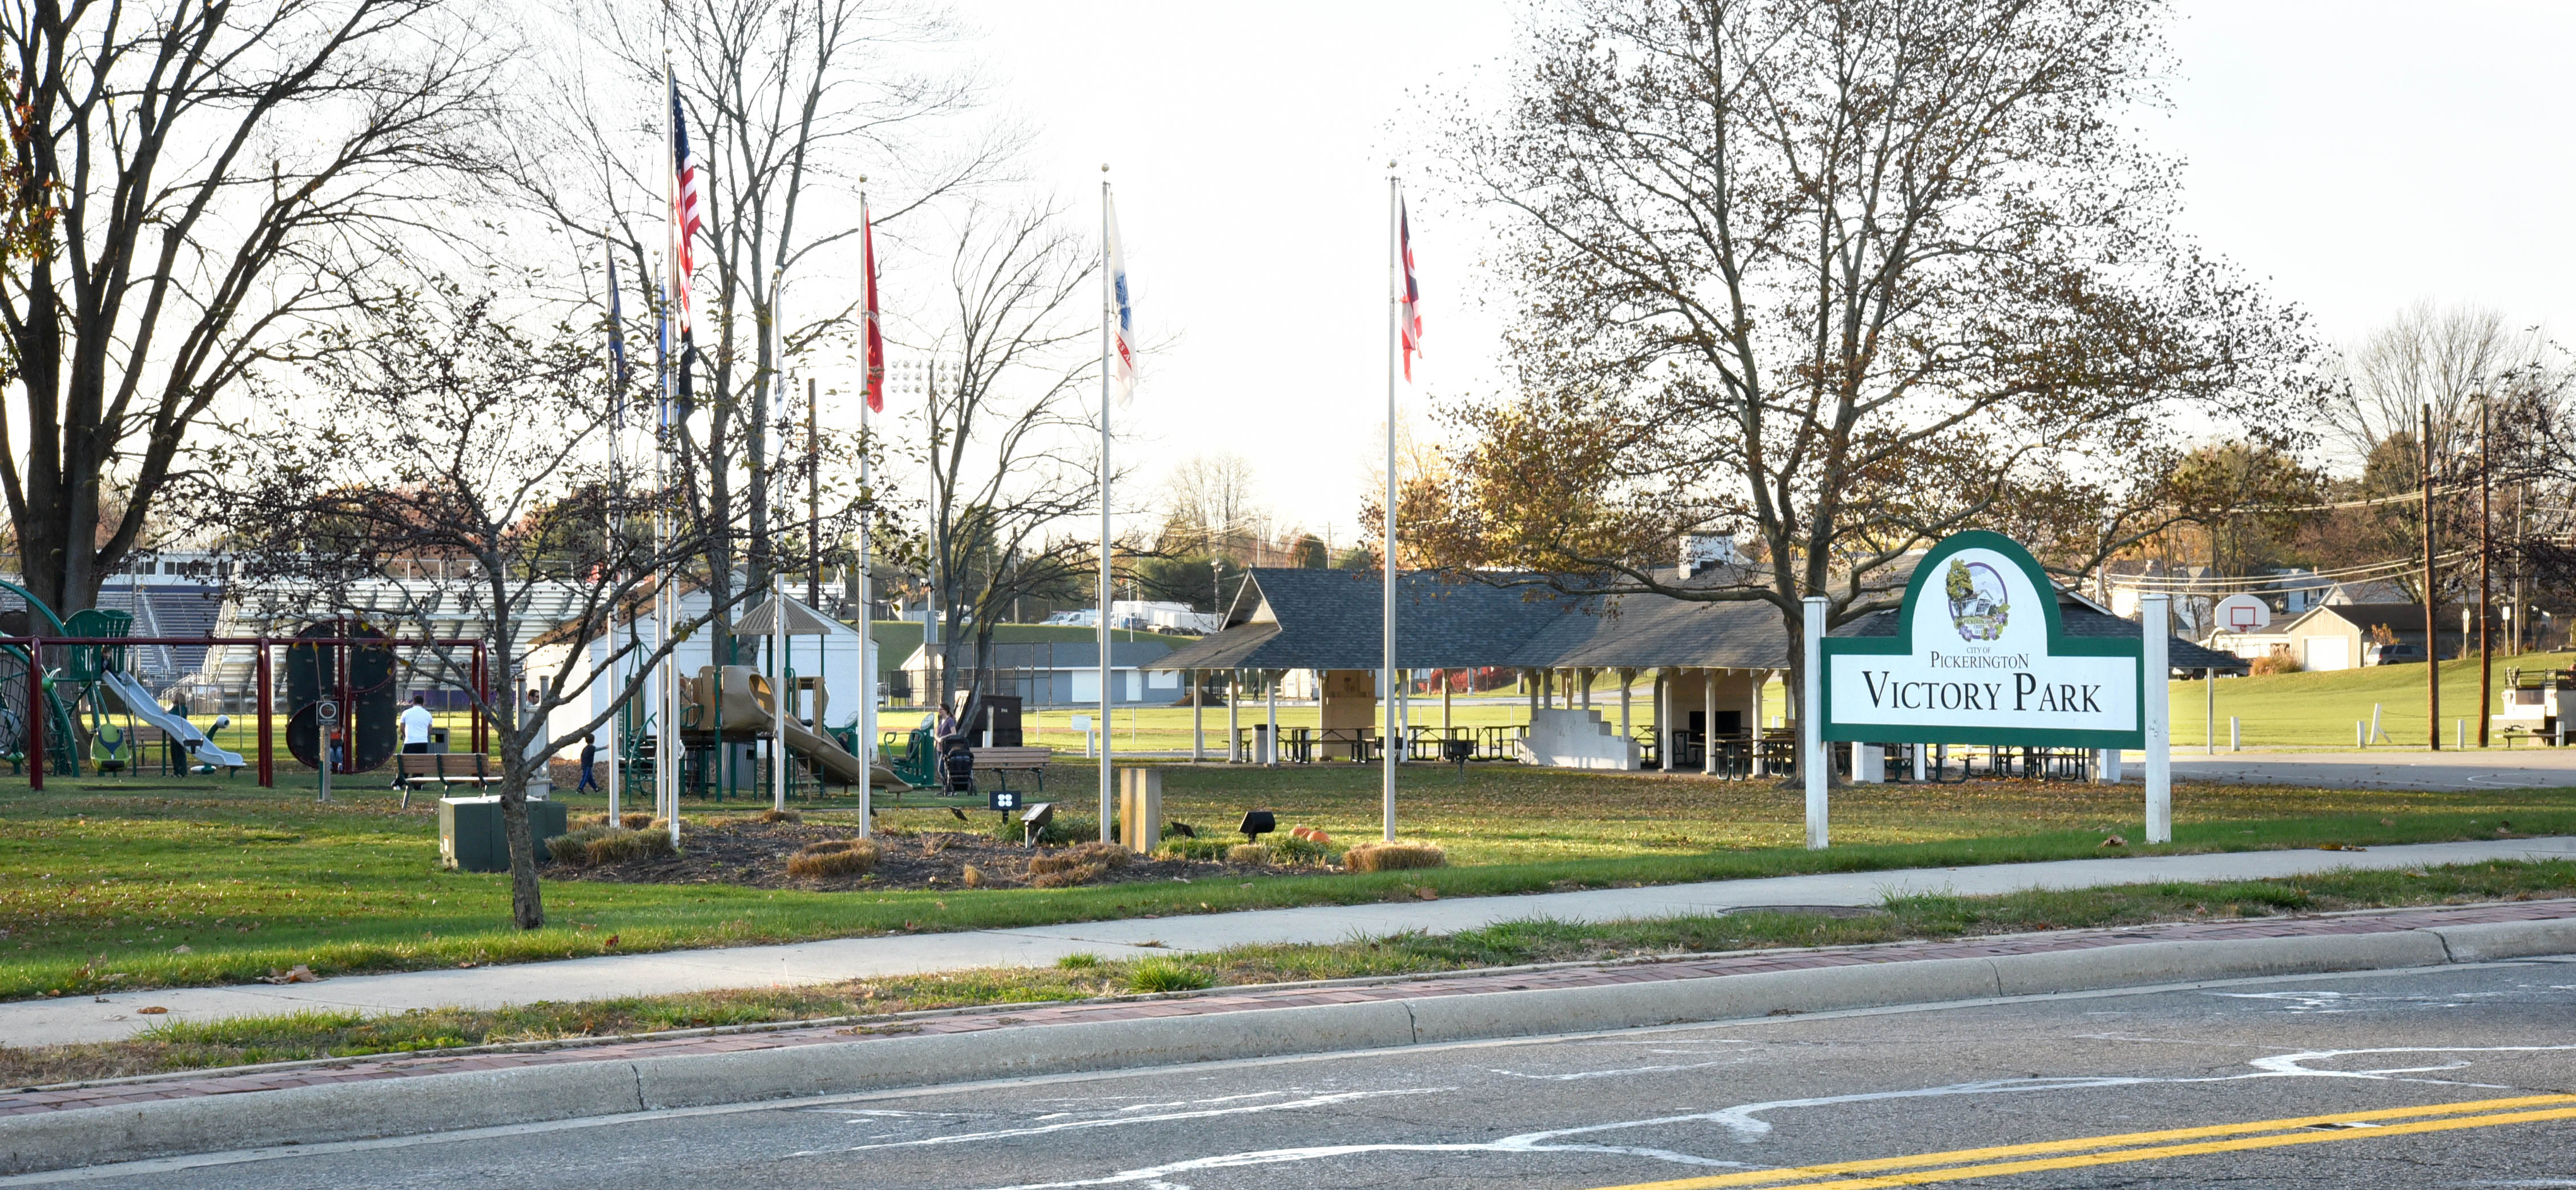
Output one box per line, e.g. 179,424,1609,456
90,721,128,773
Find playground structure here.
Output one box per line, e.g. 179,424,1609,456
1,584,492,789
671,662,898,795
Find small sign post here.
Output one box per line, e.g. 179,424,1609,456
1811,532,2166,847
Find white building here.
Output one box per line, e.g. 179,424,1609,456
521,591,875,753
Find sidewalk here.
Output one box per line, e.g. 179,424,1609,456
9,835,2571,1048
9,897,2573,1124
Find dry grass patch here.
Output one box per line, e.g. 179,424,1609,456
757,809,803,824
1029,841,1134,889
784,838,879,878
545,826,677,869
1343,842,1446,872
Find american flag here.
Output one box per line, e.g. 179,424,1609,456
862,203,884,413
1399,199,1422,381
670,77,705,337
1105,188,1135,393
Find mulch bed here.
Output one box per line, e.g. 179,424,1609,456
542,817,1306,891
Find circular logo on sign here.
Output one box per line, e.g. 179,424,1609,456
1945,557,2011,642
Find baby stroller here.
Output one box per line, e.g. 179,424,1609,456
940,740,976,793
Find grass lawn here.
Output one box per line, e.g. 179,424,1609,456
9,857,2571,1086
3,760,2574,1003
2168,650,2576,750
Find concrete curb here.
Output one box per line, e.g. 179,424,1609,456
7,917,2573,1175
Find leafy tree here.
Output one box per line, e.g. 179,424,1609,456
1420,0,2313,701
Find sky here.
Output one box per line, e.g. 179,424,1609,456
955,1,2576,541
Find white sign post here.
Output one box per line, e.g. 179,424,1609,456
1818,531,2157,847
1803,596,1828,850
2143,594,2171,843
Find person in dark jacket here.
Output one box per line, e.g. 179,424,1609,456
577,735,600,792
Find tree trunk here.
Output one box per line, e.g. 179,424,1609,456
500,780,545,930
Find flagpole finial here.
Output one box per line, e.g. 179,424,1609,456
1101,163,1109,173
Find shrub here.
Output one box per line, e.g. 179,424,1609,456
1265,834,1335,866
756,809,803,824
988,812,1096,847
785,838,880,878
1030,862,1105,889
960,864,984,888
2248,653,2300,677
1056,951,1102,970
1226,843,1269,865
1155,835,1235,862
1342,842,1447,872
1126,956,1211,993
621,812,655,830
544,826,678,869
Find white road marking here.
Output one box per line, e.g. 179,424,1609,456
786,1088,1450,1157
961,1044,2576,1187
1491,1060,1741,1081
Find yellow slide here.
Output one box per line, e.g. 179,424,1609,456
682,665,904,790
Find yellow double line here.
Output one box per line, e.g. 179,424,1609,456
1587,1093,2576,1189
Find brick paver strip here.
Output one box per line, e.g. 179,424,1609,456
9,898,2570,1119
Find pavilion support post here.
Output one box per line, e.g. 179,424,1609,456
1619,668,1633,755
1192,669,1204,762
1581,668,1592,710
1228,669,1241,762
1701,669,1717,776
1526,668,1537,719
1266,670,1279,768
1440,669,1452,731
1750,670,1767,777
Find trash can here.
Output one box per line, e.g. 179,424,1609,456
438,797,567,873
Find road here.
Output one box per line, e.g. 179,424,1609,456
2168,746,2576,790
26,956,2576,1189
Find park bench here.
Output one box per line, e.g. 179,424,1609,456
971,745,1054,793
397,752,504,808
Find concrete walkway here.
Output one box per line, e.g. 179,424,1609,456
9,835,2572,1048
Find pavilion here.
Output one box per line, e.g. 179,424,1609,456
1148,566,2241,773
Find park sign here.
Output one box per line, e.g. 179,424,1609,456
1820,531,2144,749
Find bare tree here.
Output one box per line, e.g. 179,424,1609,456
526,0,1008,654
900,200,1116,725
0,0,504,615
204,284,762,930
1418,0,2312,699
1161,452,1263,553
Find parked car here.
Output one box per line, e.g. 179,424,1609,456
2365,642,2425,666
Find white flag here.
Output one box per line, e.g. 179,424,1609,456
1105,190,1136,396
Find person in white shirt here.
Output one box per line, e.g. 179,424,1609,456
400,693,434,753
396,693,435,790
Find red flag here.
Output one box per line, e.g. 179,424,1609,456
862,205,884,413
1398,199,1422,381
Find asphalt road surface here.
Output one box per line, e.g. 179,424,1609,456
25,958,2576,1189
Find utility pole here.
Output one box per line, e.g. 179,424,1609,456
2478,389,2492,746
2424,401,2440,751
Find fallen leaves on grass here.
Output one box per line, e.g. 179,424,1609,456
260,965,319,984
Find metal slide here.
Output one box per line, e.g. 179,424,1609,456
97,670,246,769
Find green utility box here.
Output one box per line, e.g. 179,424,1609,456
438,796,566,873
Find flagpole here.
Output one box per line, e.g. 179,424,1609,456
1382,169,1399,843
1097,166,1114,845
856,182,875,839
603,230,622,825
659,61,681,846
